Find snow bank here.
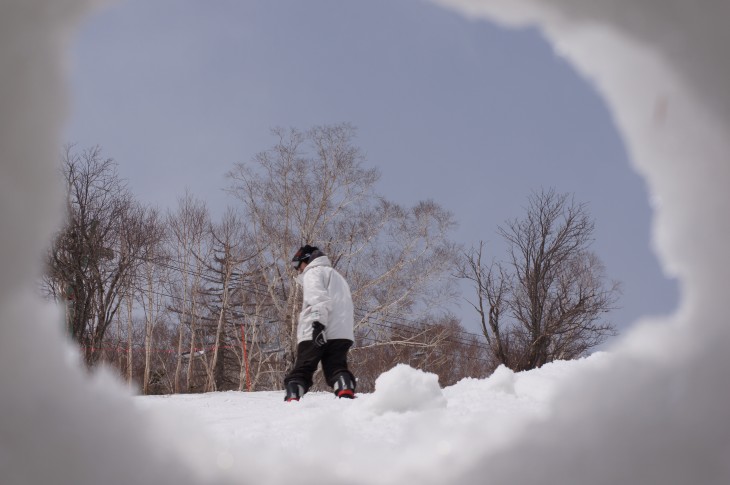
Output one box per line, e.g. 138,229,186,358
428,1,730,484
449,352,611,404
0,2,225,484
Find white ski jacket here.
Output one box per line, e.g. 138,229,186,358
294,255,355,344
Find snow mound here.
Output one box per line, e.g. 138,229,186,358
483,364,516,394
366,364,447,415
447,353,611,403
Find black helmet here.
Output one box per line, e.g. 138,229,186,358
291,245,321,270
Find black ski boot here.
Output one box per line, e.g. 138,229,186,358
284,381,305,402
333,372,356,399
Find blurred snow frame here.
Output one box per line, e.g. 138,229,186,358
1,1,728,484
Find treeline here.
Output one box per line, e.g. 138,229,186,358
44,123,620,395
43,125,486,394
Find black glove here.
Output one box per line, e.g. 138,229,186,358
312,321,327,347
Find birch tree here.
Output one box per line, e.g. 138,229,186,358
226,124,459,385
166,191,209,392
198,209,257,391
137,208,167,394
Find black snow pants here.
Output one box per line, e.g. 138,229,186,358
284,339,354,392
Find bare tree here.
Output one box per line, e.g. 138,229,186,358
124,280,134,386
166,191,210,392
45,145,161,366
137,208,168,394
350,314,487,392
460,189,620,371
196,209,258,391
414,315,488,386
349,200,460,351
227,124,382,366
226,124,460,387
460,241,512,369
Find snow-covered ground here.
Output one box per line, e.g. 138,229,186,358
135,356,610,484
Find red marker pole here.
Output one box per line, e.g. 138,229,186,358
240,324,251,391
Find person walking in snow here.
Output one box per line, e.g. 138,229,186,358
283,244,357,401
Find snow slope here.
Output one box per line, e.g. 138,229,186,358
135,356,610,484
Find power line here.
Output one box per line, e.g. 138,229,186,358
96,245,491,358
132,248,488,341
133,280,488,357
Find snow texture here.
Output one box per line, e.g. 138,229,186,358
1,0,729,484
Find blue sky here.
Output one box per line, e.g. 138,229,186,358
65,0,678,337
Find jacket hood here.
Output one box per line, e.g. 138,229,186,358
294,255,331,285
